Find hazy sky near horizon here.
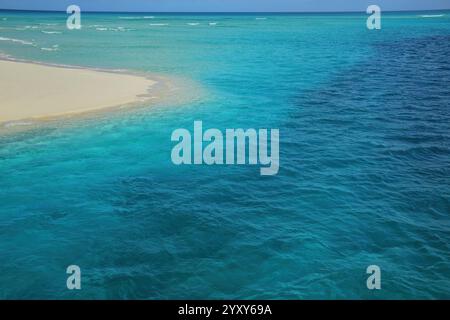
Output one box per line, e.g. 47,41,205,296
0,0,449,12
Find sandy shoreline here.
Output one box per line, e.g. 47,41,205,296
0,59,161,123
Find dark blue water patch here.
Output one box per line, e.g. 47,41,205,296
284,34,450,298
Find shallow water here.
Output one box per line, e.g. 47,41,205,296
0,11,450,299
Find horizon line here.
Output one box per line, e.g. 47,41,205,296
0,8,449,14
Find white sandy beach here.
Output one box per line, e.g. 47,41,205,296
0,60,158,123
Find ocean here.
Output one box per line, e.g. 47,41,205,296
0,10,449,299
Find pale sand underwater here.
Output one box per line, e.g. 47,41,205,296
0,60,160,123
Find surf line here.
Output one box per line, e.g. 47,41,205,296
171,121,280,176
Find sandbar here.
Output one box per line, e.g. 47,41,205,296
0,59,159,123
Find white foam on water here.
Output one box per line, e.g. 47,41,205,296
0,51,11,59
187,23,200,26
149,23,168,26
4,121,34,128
41,31,62,34
41,47,59,51
95,27,132,32
420,14,445,18
0,37,35,46
110,27,130,32
255,17,267,20
209,22,218,26
119,16,155,20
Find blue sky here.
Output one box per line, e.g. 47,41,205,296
0,0,449,12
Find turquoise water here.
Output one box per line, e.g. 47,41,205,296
1,11,450,299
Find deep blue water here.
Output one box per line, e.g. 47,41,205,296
0,11,449,299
